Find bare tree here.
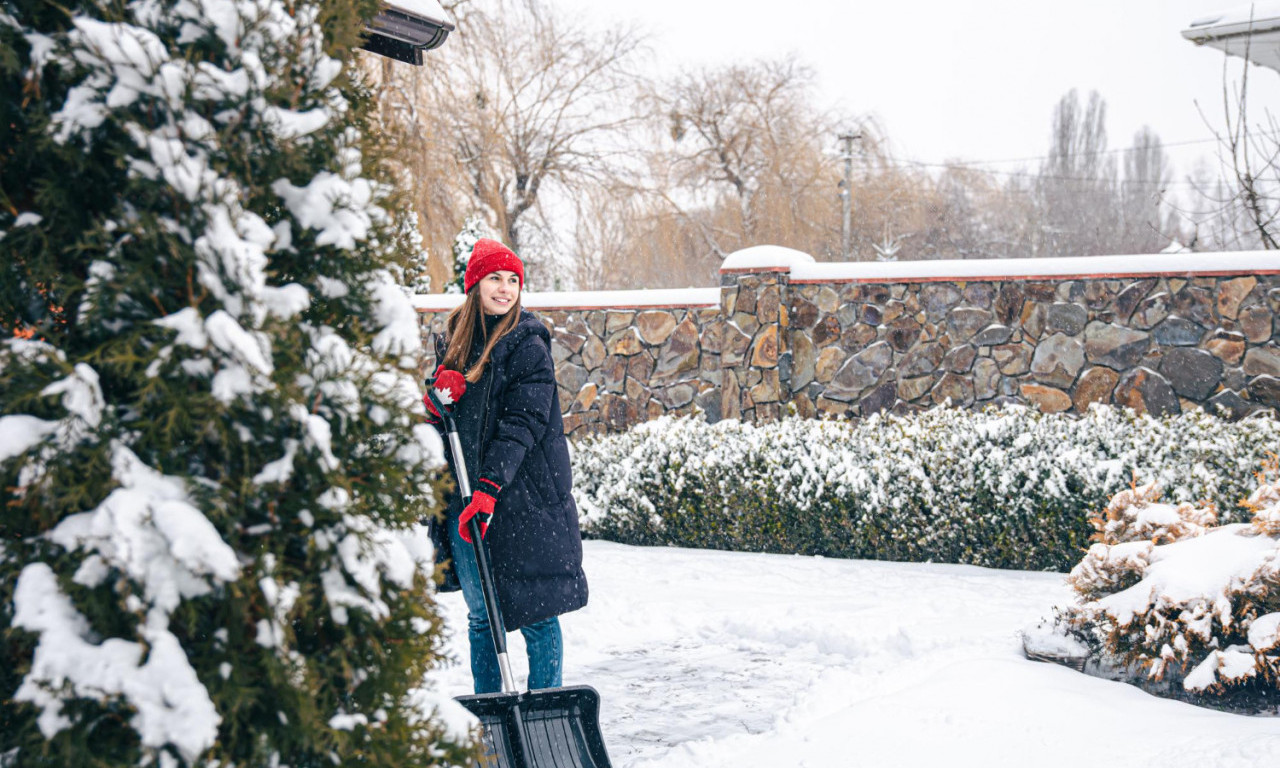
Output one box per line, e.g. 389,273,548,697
916,166,1037,260
1029,90,1185,258
1035,89,1120,257
1181,157,1263,251
1118,126,1176,253
646,57,849,256
561,56,848,289
577,55,1010,287
360,70,457,290
361,0,644,288
368,19,1198,293
425,0,644,256
1197,49,1280,249
570,188,637,290
571,185,722,290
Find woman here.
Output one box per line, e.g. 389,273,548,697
424,237,588,695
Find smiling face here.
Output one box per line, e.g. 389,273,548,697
477,269,521,315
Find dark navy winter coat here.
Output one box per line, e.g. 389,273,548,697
431,310,588,631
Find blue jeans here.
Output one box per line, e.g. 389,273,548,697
450,516,563,694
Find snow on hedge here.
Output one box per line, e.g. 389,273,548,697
1051,457,1280,703
571,404,1280,571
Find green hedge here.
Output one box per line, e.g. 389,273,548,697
570,405,1280,571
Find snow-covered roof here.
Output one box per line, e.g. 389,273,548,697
413,287,720,312
362,0,453,65
1183,3,1280,72
1187,2,1280,33
384,0,451,25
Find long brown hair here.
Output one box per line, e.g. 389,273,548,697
442,289,524,383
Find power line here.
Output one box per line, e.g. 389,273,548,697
883,156,1204,187
899,133,1239,169
875,128,1280,186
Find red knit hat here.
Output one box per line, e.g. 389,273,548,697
464,238,524,294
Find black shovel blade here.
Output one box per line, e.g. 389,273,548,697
455,685,612,768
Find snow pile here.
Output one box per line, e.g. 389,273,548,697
720,244,815,271
1056,459,1280,701
572,404,1280,571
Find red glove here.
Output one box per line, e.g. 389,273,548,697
424,365,466,421
459,491,496,544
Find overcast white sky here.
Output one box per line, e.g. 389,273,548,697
562,0,1280,181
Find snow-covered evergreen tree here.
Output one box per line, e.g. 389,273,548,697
446,214,489,294
0,0,473,764
398,207,434,297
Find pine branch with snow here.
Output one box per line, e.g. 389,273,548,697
396,207,434,296
1,0,473,764
446,214,489,294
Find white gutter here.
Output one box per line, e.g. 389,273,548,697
1182,3,1280,72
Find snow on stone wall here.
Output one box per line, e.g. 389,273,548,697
417,249,1280,436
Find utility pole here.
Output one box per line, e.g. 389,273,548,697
837,131,860,259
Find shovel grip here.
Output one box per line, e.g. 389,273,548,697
425,384,457,433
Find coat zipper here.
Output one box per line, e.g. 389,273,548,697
476,370,494,469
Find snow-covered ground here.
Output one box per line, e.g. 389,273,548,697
433,541,1280,768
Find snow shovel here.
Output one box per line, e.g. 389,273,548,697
427,385,613,768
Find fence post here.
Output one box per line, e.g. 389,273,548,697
717,247,815,423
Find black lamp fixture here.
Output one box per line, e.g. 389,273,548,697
362,0,455,65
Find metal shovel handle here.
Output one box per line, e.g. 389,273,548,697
427,384,520,695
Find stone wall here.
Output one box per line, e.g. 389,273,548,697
417,249,1280,436
418,289,726,438
785,271,1280,420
